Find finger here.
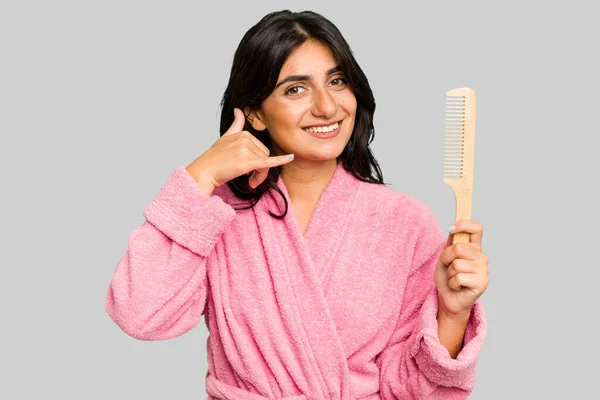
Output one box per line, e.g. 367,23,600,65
443,232,453,249
252,154,295,170
248,154,294,188
446,259,482,281
439,242,481,266
448,219,483,249
243,132,270,157
249,167,269,188
447,272,485,295
238,138,269,161
232,130,270,158
223,108,247,136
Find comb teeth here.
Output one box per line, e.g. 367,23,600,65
444,95,466,179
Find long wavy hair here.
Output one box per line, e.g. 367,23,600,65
219,10,385,218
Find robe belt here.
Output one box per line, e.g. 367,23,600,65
206,374,382,400
206,374,307,400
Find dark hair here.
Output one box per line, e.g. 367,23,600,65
219,9,384,218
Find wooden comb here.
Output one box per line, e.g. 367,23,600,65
443,87,476,244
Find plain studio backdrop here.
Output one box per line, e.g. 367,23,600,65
1,1,598,399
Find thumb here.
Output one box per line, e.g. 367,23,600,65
224,108,246,136
443,231,453,248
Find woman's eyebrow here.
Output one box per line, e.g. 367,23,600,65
275,65,342,89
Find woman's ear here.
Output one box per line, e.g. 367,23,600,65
243,106,267,131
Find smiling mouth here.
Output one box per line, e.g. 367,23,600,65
301,119,343,133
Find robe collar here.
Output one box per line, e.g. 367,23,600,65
259,161,361,280
251,161,361,399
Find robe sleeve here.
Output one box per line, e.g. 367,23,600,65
105,165,236,340
377,205,487,399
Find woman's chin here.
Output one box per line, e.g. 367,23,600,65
292,150,344,163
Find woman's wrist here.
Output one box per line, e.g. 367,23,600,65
437,306,470,359
185,165,216,196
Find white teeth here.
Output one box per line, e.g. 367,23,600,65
303,122,339,133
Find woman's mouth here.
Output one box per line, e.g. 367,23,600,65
302,120,343,139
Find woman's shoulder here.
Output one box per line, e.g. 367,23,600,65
360,180,433,215
359,181,445,258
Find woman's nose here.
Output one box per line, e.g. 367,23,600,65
311,87,336,117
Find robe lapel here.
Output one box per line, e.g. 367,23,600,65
299,163,361,291
253,162,360,400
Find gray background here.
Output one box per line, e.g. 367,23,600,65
2,0,598,399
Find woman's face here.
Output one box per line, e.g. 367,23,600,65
246,39,357,163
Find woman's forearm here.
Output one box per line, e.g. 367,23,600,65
437,307,470,359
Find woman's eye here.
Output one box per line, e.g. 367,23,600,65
285,86,305,95
284,78,346,96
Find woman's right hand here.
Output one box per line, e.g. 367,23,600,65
185,108,294,195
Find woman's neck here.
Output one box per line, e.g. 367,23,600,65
280,158,338,205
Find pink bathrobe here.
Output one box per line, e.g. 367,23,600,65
105,162,487,400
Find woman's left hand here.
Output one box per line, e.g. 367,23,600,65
434,219,489,319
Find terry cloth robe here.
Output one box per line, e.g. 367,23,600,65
105,162,487,400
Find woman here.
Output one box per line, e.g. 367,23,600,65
105,9,489,400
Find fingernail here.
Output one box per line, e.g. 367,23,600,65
446,224,456,233
233,108,237,117
286,154,294,160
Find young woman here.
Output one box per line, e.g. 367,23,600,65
106,9,489,400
